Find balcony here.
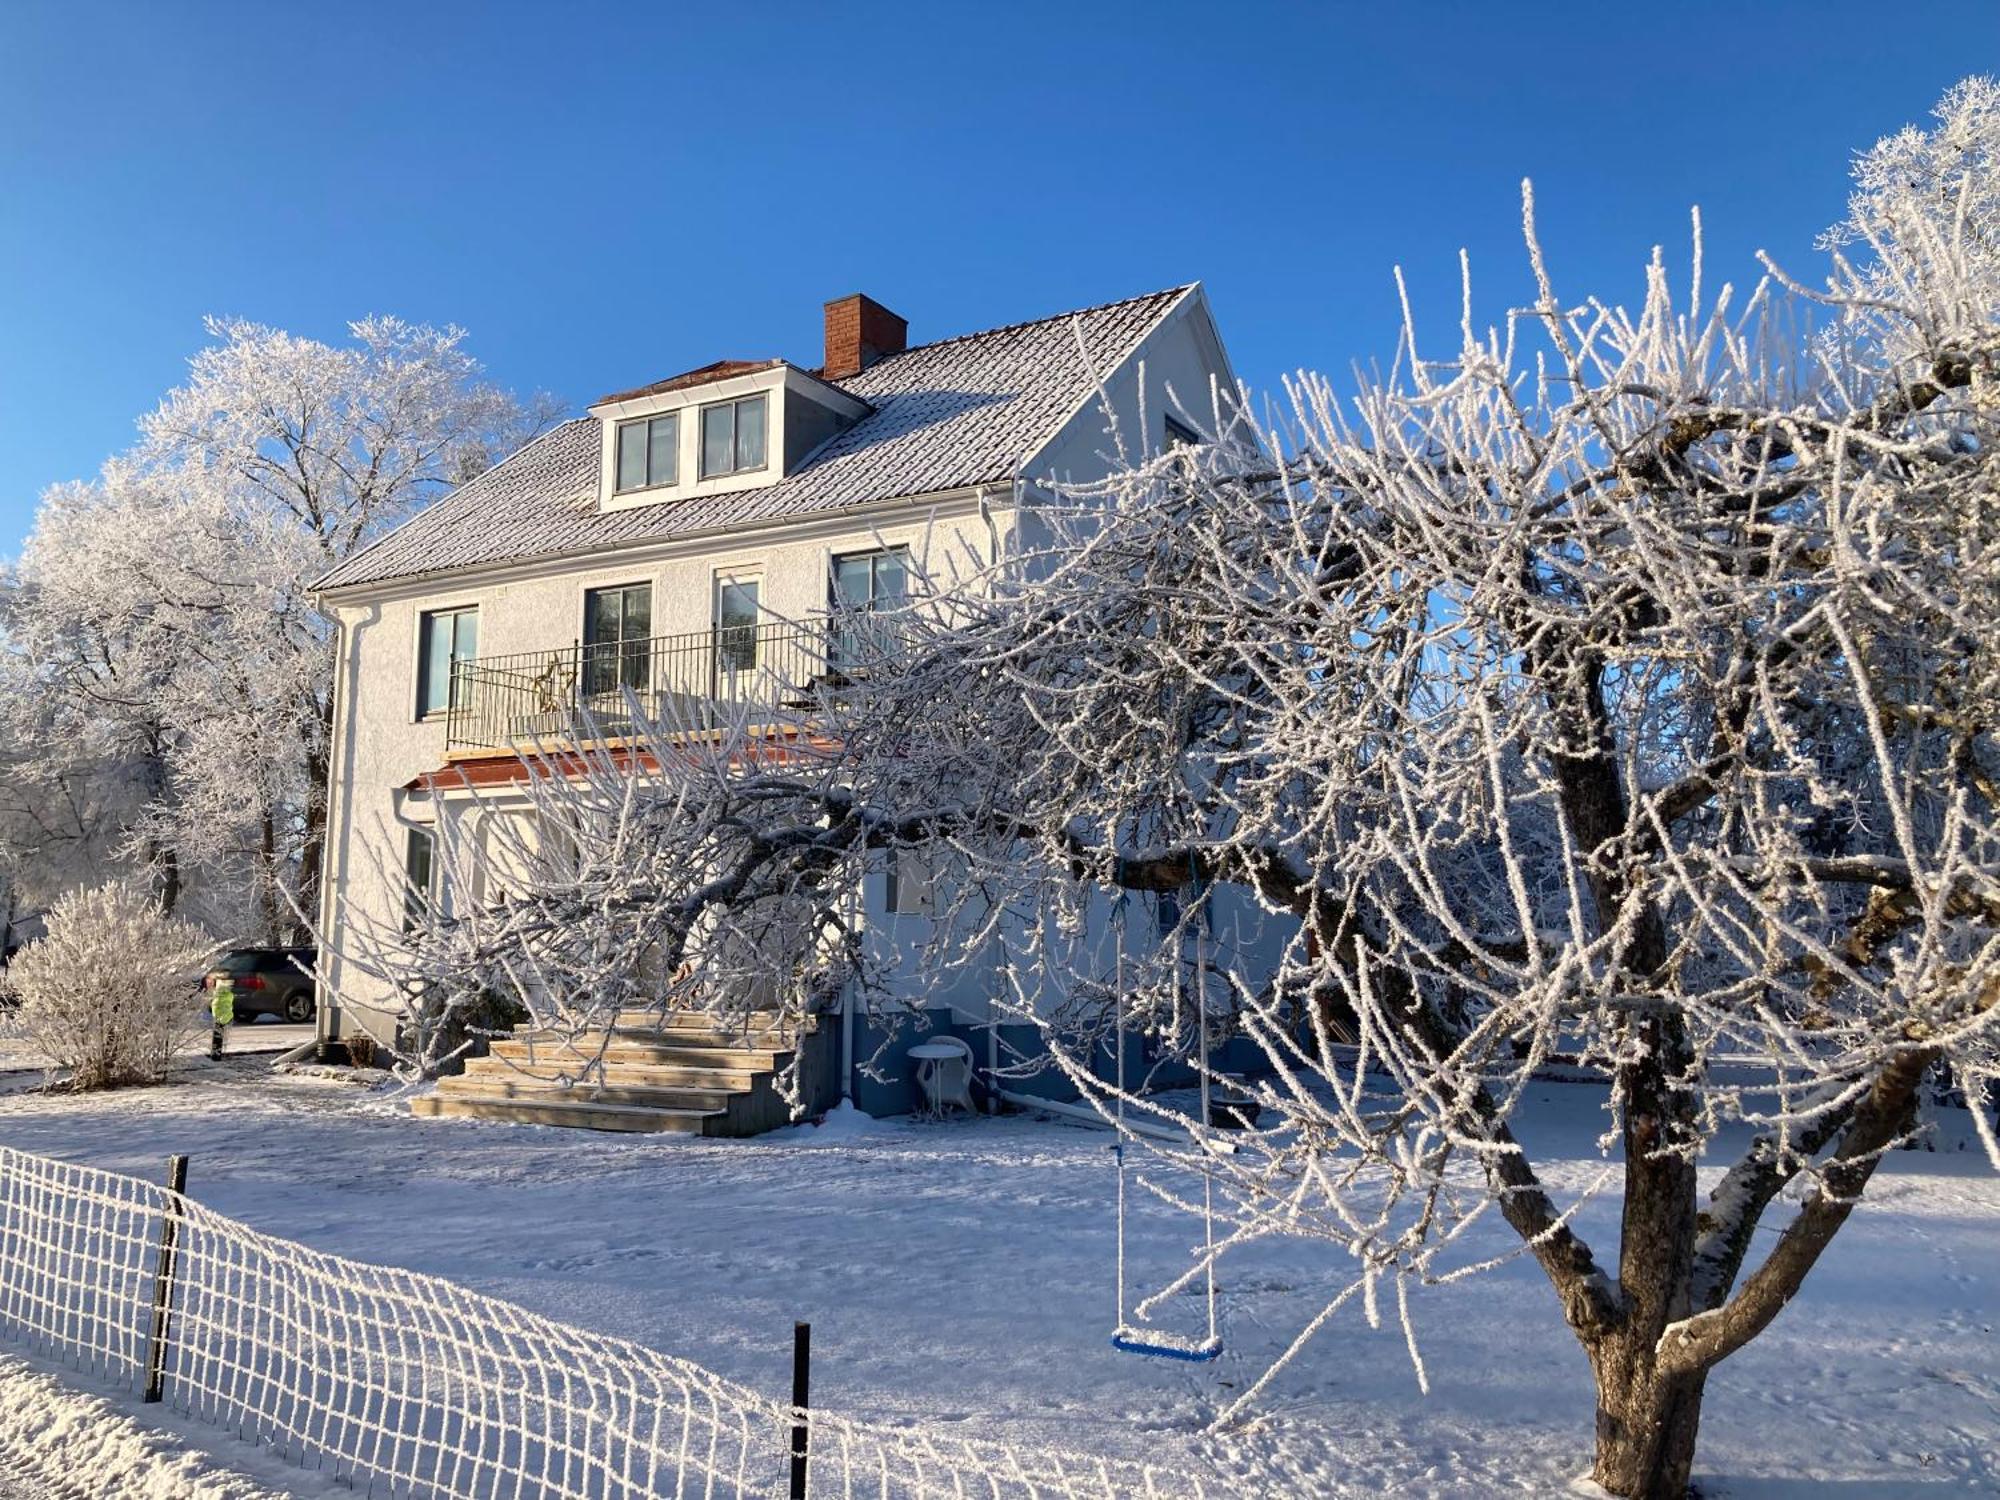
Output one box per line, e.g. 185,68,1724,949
443,622,860,757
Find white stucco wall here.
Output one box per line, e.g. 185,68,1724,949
315,499,1014,1041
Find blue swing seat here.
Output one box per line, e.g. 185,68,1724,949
1111,1327,1223,1363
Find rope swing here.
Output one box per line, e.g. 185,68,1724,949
1109,863,1222,1364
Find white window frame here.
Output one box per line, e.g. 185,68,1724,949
830,546,910,670
712,569,764,679
416,605,479,720
699,394,769,479
581,581,654,698
402,826,436,933
885,847,936,917
614,412,680,493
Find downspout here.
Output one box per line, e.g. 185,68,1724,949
841,844,860,1104
313,606,365,1056
841,978,855,1105
987,477,1017,1113
985,1003,1000,1116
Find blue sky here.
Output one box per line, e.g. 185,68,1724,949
1,1,1991,554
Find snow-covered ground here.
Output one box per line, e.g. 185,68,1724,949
0,1058,1990,1497
0,1349,340,1499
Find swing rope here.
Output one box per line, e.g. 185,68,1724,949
1110,863,1222,1363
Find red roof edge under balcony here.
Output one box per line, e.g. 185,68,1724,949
404,729,833,794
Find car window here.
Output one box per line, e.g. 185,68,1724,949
215,952,264,974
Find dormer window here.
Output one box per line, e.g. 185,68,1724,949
615,413,679,493
591,362,868,514
699,394,768,479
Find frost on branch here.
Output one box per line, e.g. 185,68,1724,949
3,879,214,1089
328,81,2000,1492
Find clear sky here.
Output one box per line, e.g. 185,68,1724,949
1,1,1992,554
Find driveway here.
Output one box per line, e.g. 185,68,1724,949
0,1020,315,1077
214,1020,315,1057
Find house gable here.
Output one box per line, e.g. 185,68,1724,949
1019,283,1238,493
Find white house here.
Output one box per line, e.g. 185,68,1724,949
310,284,1260,1130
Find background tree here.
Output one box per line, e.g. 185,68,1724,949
4,317,551,939
336,82,2000,1499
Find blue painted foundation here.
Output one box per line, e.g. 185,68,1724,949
840,1008,1276,1118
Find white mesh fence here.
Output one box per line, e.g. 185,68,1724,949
0,1145,1210,1499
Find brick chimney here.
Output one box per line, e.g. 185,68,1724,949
822,294,907,380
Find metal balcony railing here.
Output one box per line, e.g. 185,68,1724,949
442,620,895,756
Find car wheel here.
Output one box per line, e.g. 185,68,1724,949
283,992,315,1024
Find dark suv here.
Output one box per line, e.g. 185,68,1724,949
204,947,318,1023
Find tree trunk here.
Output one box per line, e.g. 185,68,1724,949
154,843,181,917
1590,1338,1707,1499
258,808,280,944
294,725,330,946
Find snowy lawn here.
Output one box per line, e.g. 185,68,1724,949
0,1349,342,1500
0,1014,314,1076
0,1059,1990,1497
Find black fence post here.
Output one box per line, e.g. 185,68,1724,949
789,1320,811,1500
141,1154,188,1404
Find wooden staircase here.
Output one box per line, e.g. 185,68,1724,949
410,1010,830,1136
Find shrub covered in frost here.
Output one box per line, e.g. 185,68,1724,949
3,880,213,1089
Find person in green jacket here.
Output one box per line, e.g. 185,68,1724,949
209,974,235,1061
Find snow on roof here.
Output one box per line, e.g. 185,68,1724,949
315,285,1195,592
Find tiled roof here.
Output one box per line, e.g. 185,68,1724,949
314,285,1194,592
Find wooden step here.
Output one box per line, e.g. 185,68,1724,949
464,1056,775,1092
416,1009,836,1139
611,1012,803,1043
506,1009,795,1036
511,1019,798,1044
436,1074,739,1112
602,1008,789,1029
410,1092,720,1134
488,1036,791,1069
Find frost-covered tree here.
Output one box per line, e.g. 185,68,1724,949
336,83,2000,1498
2,480,201,913
3,879,213,1089
0,634,146,913
5,317,551,938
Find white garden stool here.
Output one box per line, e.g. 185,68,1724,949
907,1038,977,1119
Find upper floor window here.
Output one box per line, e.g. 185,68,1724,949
830,547,909,670
1164,414,1204,449
615,413,679,493
700,394,768,479
417,606,478,718
583,583,653,697
714,574,761,676
832,547,909,613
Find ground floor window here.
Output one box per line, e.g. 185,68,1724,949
885,847,935,917
402,827,435,932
